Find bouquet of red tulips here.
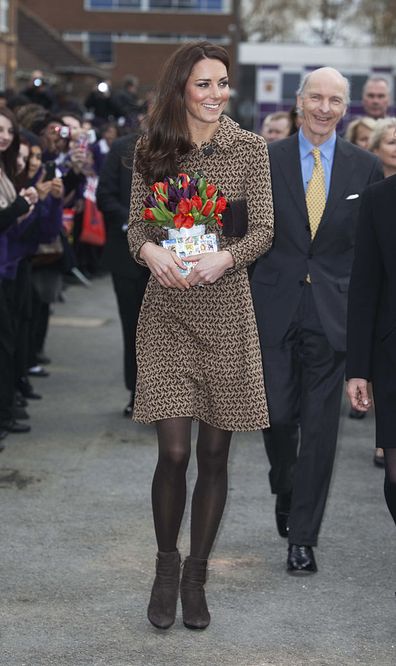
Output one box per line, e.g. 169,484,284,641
141,172,227,230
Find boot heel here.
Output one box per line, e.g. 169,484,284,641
180,556,210,630
147,550,180,629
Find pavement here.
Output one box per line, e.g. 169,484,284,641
0,275,394,666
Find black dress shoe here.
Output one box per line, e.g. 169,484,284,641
123,394,135,417
287,544,317,575
349,408,366,419
17,377,42,400
275,492,292,538
2,420,31,434
36,352,51,365
28,366,50,378
12,405,30,420
16,392,28,408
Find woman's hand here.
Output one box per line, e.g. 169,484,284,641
139,242,190,290
50,177,64,199
346,378,372,413
185,250,234,287
22,186,39,205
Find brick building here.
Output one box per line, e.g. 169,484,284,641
19,0,238,90
0,0,17,89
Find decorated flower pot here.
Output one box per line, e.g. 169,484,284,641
167,224,206,240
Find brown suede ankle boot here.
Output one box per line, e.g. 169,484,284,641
180,556,210,630
147,550,181,629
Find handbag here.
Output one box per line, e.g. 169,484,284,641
80,176,106,246
222,199,248,238
31,235,64,267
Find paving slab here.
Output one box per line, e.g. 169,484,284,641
0,276,394,666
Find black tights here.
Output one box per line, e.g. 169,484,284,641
383,448,396,525
152,417,232,559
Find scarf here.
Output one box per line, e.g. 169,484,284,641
0,168,16,209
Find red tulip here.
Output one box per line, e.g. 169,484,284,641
191,195,203,210
202,201,214,216
206,184,216,198
174,213,186,229
143,208,155,220
178,198,193,215
215,196,227,214
183,215,194,229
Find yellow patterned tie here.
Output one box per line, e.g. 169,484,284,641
306,148,326,240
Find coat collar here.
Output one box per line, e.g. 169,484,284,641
273,134,358,241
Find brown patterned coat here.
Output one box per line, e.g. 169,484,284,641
127,114,274,430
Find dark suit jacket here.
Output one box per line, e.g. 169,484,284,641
97,134,149,280
346,175,396,380
251,133,383,351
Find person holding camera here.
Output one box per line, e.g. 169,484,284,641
0,108,39,441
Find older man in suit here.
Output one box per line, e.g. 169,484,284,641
97,134,149,416
251,67,383,574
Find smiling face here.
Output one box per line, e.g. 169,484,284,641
184,58,229,138
373,126,396,176
354,123,374,151
298,69,347,146
28,145,43,178
0,114,15,153
17,143,29,175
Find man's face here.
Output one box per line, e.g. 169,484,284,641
362,80,390,119
262,117,290,143
297,69,347,145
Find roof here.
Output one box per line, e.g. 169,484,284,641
17,4,106,77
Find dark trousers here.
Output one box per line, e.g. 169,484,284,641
0,281,15,424
5,260,32,381
111,272,147,392
261,284,345,546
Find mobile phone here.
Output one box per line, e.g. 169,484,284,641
44,161,56,181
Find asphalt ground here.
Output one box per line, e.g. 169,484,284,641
0,275,394,666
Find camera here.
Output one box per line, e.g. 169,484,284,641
43,161,56,181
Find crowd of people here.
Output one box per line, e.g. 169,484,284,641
0,51,395,633
0,69,149,444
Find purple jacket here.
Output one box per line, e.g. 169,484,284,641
0,196,31,278
4,196,63,279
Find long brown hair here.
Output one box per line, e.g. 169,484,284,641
0,107,20,182
136,41,230,184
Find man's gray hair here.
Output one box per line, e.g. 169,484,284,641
297,68,350,106
362,76,390,95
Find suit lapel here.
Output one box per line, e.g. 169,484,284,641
275,134,307,219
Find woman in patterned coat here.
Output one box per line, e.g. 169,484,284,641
128,41,274,631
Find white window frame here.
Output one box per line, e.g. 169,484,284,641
0,0,9,33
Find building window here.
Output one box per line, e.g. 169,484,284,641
88,0,140,7
0,0,9,32
88,33,113,63
64,31,230,47
150,0,223,8
85,0,229,10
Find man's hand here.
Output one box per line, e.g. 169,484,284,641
346,378,372,412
